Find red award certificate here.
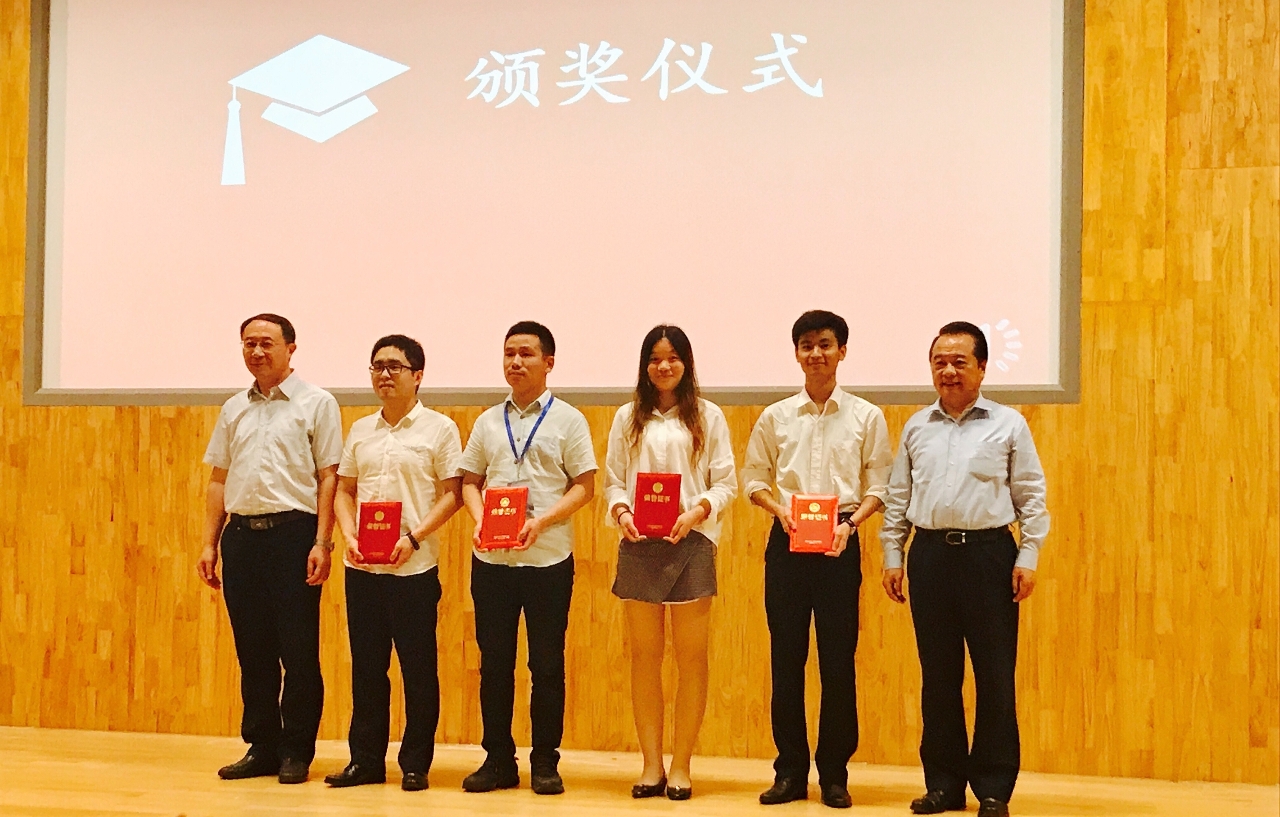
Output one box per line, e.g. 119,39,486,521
357,501,402,564
790,494,838,553
481,486,528,549
633,472,682,538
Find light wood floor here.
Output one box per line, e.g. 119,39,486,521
0,727,1274,816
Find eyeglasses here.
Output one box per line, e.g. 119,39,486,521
369,362,416,375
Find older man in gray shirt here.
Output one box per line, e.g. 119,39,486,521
881,321,1049,817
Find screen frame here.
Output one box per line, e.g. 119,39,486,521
23,0,1083,407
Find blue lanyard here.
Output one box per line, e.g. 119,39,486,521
505,395,554,467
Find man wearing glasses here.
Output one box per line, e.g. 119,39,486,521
197,314,343,784
327,335,465,792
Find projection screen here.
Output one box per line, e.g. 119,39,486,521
24,0,1082,405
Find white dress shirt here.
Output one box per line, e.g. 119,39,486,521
741,386,893,516
459,390,598,568
338,402,463,575
203,373,343,516
881,395,1050,570
604,399,739,545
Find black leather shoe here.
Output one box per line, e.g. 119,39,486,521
462,759,519,792
977,798,1009,817
632,776,667,799
820,784,852,809
401,772,428,791
530,762,564,795
217,751,279,780
324,762,386,788
666,784,692,800
911,789,967,814
278,758,310,784
759,777,809,804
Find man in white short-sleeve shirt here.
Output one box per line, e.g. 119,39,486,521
197,314,342,785
458,321,597,797
326,335,464,792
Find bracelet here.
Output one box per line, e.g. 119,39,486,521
614,507,632,525
838,512,856,527
316,539,335,552
406,531,421,551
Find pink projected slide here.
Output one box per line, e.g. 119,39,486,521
44,0,1064,394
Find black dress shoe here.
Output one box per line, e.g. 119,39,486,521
666,784,692,800
218,751,279,780
820,784,852,809
911,789,967,814
977,798,1010,817
632,776,667,799
530,762,565,795
324,762,386,788
759,777,808,805
401,772,428,791
462,759,520,792
278,758,310,784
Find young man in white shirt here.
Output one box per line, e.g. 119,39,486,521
197,314,343,785
741,310,893,810
326,335,464,792
458,321,598,796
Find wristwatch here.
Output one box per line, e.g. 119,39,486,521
406,531,421,551
315,539,335,552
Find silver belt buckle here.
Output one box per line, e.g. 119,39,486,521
944,530,966,545
247,517,271,531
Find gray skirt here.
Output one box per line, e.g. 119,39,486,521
611,530,718,604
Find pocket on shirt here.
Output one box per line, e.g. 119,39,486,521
968,445,1007,481
396,442,433,467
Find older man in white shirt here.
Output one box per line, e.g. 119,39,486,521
881,321,1049,817
197,314,342,785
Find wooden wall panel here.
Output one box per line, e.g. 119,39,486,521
0,0,1276,785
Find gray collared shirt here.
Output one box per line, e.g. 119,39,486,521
881,394,1049,570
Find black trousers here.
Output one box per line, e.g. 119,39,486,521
470,555,575,769
907,528,1020,802
220,515,323,763
344,566,441,775
764,519,862,787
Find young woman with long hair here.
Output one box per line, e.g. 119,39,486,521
603,324,738,801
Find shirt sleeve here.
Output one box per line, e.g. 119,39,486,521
434,418,465,482
1008,415,1050,569
739,409,777,501
603,406,632,523
203,403,232,469
458,415,491,477
880,427,915,569
337,426,358,479
311,393,344,470
694,404,738,519
561,410,599,480
860,407,894,505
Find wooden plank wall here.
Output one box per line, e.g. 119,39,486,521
1,0,1276,785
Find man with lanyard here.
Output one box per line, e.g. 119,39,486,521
326,334,464,791
458,320,598,796
881,321,1049,817
197,313,342,784
741,310,893,810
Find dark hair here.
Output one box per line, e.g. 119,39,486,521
371,334,425,371
931,321,989,364
628,325,705,461
505,320,555,356
791,310,849,348
240,313,295,344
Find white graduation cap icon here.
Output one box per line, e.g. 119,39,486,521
221,35,409,185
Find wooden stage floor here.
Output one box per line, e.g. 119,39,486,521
0,727,1275,816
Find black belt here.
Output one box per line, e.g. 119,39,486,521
229,509,314,531
915,527,1009,546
